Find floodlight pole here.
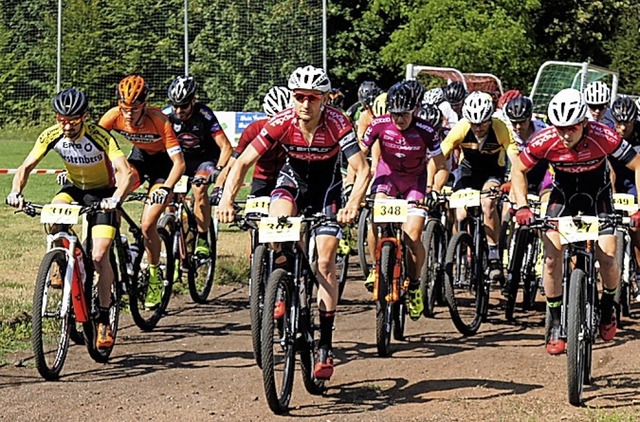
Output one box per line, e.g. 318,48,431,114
322,0,327,72
184,0,189,75
56,0,62,92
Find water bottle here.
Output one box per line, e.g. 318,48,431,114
120,235,135,276
128,244,139,277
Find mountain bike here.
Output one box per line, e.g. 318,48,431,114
259,213,334,414
444,187,505,336
535,214,628,406
158,176,216,303
120,193,174,331
611,193,638,324
504,194,544,321
20,200,119,380
367,197,424,357
420,191,451,318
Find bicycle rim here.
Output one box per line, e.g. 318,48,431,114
250,244,268,368
261,269,295,414
567,268,587,406
357,207,373,278
299,280,326,395
188,218,216,303
444,231,482,336
420,220,443,318
32,250,71,380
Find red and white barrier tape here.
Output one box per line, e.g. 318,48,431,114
0,169,65,174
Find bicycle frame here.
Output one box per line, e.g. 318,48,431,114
373,223,408,303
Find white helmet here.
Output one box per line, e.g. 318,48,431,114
288,65,331,93
547,88,587,126
462,91,494,124
263,86,291,117
583,81,610,105
422,87,444,106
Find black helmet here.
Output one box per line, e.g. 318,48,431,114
52,88,88,116
358,80,380,104
405,80,425,104
168,75,197,105
505,96,533,122
167,76,198,105
386,82,417,113
444,81,467,104
416,105,443,129
328,88,345,108
611,96,638,123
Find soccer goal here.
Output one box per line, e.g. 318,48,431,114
529,61,619,116
405,64,504,100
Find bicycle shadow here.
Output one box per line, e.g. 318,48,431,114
288,376,542,417
583,371,640,407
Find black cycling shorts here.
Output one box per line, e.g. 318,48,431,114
128,147,174,186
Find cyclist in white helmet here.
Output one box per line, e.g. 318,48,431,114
217,65,370,381
584,80,615,128
511,88,640,354
441,91,519,281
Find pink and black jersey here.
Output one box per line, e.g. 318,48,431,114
362,115,442,176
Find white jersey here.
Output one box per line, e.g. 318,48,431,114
438,101,459,128
513,119,547,151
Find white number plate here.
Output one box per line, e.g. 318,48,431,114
40,204,81,225
449,189,481,209
258,217,302,243
245,196,270,215
373,198,409,223
557,216,599,245
613,193,637,213
173,175,189,193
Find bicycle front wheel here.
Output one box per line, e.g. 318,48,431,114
250,244,269,368
261,269,296,414
505,227,530,321
32,250,72,380
567,268,587,406
376,241,395,357
188,218,216,303
420,220,446,318
129,228,174,331
444,231,483,336
357,207,373,278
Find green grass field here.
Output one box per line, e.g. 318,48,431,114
0,127,251,360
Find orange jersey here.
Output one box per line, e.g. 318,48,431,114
99,106,182,156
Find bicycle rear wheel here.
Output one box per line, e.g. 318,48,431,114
250,244,269,368
299,279,326,396
420,220,445,318
261,269,296,414
376,241,395,357
128,228,174,331
188,217,216,303
567,268,587,406
505,227,529,321
336,251,349,302
522,236,541,310
444,231,483,336
32,250,72,380
357,207,373,278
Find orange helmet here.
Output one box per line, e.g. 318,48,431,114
117,74,149,105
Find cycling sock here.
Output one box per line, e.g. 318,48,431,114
198,231,208,241
408,277,420,290
318,309,336,350
547,296,562,326
98,307,110,325
600,287,616,323
149,264,158,279
488,243,499,261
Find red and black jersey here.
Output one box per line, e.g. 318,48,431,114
234,118,286,181
249,106,360,182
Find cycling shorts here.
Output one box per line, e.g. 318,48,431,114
250,178,276,197
546,182,614,235
53,184,117,238
371,172,427,218
128,147,174,186
453,165,505,191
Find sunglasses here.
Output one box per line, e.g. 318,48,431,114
588,104,608,111
471,121,491,128
293,92,323,103
56,115,83,126
118,102,144,112
172,102,192,110
555,122,582,133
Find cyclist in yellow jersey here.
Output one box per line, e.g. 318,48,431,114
6,88,133,350
441,91,519,280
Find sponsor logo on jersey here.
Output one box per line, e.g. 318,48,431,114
114,130,162,143
178,133,201,149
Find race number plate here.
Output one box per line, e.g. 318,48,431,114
449,189,481,209
173,175,189,193
245,196,270,215
557,216,599,245
613,193,637,213
258,217,302,243
40,204,81,225
373,198,409,223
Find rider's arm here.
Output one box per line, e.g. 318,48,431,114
219,144,261,205
213,131,232,169
440,119,469,158
161,119,186,190
10,154,41,195
623,151,640,205
341,150,370,222
428,153,449,192
111,155,134,201
510,156,532,209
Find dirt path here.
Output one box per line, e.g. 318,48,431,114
1,268,639,421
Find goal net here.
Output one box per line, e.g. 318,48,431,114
529,61,619,117
405,65,504,101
